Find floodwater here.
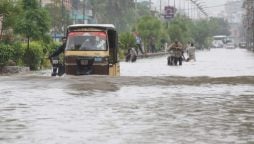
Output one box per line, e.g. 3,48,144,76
0,48,254,144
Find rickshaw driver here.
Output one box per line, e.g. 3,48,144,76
80,37,97,50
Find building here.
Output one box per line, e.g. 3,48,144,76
242,0,254,50
71,0,96,24
224,0,243,45
41,0,72,10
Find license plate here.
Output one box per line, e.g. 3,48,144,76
52,60,58,64
80,60,88,65
94,57,102,62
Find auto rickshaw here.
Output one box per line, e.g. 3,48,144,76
64,24,120,76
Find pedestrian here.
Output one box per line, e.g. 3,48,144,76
186,42,196,62
149,36,156,53
135,33,144,55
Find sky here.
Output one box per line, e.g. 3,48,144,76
139,0,230,17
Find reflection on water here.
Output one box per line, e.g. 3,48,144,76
0,48,254,144
0,76,253,144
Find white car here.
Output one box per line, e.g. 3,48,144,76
225,42,235,49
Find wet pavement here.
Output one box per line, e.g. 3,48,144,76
0,48,254,144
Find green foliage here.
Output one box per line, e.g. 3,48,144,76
90,0,136,32
10,42,24,65
118,32,136,60
0,0,22,42
164,15,231,49
190,20,210,49
0,42,25,66
136,16,162,51
136,1,151,17
45,0,72,34
168,15,191,44
22,0,39,9
119,32,136,51
0,43,14,66
14,0,51,49
209,17,231,36
22,42,43,70
41,41,59,69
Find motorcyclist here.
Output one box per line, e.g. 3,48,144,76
48,37,66,76
125,47,137,62
49,37,66,59
168,40,183,66
166,43,174,65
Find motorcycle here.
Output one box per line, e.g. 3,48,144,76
125,48,137,63
50,57,65,76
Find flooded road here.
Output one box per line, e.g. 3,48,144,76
0,48,254,144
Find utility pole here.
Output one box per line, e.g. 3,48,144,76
174,0,175,16
134,0,137,23
62,0,64,34
83,0,85,24
179,0,181,13
149,0,152,10
160,0,161,16
80,0,86,24
188,0,190,18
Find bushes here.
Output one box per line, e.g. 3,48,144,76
0,43,14,66
119,32,136,59
22,41,58,70
0,40,58,70
22,42,43,70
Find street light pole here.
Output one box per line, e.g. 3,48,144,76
62,0,64,34
188,0,190,18
174,0,175,16
160,0,161,16
80,0,86,24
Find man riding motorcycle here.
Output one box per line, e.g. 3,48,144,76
48,37,66,76
167,40,184,66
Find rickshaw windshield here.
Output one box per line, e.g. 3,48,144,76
66,31,107,51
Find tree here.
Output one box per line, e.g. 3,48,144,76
190,20,211,49
119,32,136,51
136,16,162,52
15,0,51,49
90,0,136,32
209,17,231,36
0,0,22,42
14,0,51,70
45,0,72,35
168,15,191,44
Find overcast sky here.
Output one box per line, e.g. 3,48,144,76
139,0,230,17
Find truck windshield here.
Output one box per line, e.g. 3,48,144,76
66,31,107,51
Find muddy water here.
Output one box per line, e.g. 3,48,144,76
0,48,254,144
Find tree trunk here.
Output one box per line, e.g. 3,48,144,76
27,36,30,50
0,15,4,41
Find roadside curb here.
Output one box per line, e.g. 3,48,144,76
137,52,167,59
0,66,30,75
